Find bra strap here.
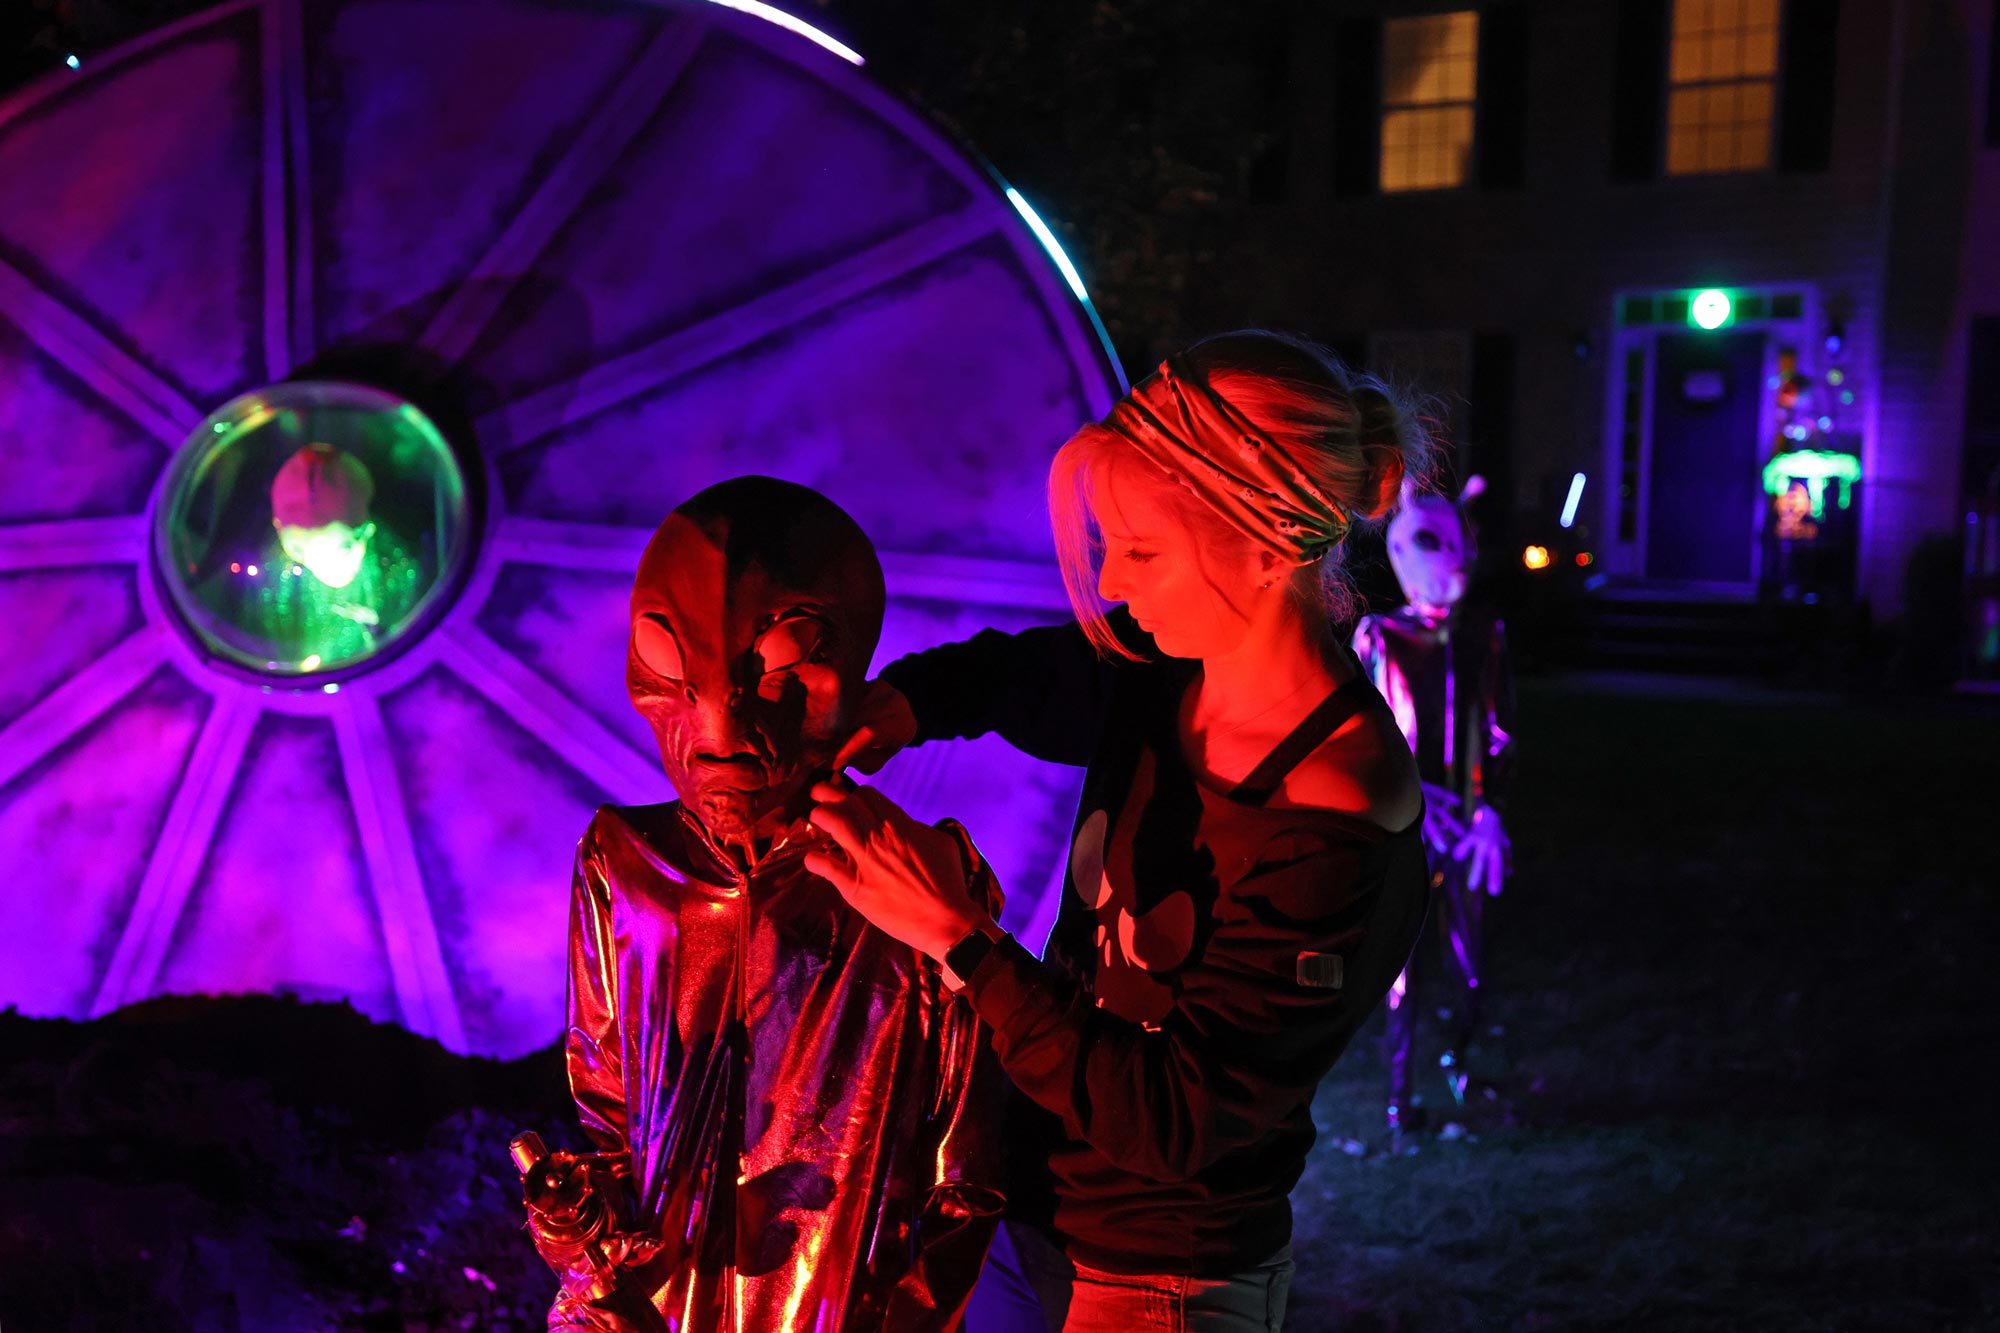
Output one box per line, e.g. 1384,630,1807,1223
1226,676,1377,808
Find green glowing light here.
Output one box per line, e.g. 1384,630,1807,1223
1690,289,1733,330
1763,449,1861,520
154,382,470,678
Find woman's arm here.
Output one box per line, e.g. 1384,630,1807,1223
873,612,1137,767
806,781,1430,1185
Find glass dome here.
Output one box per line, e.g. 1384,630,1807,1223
153,382,472,679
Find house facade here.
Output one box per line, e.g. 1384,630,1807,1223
1224,0,1998,623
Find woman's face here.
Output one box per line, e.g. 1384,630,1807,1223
1092,461,1267,659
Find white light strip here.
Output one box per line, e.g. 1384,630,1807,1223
703,0,863,65
1560,471,1586,529
1007,188,1089,303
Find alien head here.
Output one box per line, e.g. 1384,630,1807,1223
1386,476,1483,620
271,443,377,590
628,476,884,858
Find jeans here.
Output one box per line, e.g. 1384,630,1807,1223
965,1221,1293,1333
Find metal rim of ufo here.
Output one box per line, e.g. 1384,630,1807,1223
147,381,480,689
0,0,1126,1052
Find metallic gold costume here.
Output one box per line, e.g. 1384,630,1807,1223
523,477,1002,1331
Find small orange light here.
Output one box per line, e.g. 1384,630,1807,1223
1575,551,1593,567
1523,544,1551,571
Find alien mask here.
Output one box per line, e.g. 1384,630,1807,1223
1386,486,1476,620
627,476,884,859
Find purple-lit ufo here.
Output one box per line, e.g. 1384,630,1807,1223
0,0,1122,1056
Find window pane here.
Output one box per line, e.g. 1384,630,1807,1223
1671,0,1784,84
1383,11,1480,108
1381,105,1475,191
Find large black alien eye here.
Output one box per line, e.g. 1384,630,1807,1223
753,615,827,674
1413,529,1445,552
633,614,685,680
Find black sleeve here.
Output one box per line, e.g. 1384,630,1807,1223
877,613,1138,768
959,830,1428,1184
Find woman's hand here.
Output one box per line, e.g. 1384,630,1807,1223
805,778,986,961
833,679,917,775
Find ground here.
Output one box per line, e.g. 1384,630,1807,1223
1,680,1994,1331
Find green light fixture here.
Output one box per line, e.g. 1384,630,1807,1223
1690,289,1733,330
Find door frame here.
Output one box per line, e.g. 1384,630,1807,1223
1602,285,1819,585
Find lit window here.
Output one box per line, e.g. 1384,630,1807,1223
1380,12,1479,193
1666,0,1781,175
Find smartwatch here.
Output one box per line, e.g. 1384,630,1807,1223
944,927,1001,989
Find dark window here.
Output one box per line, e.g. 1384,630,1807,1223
1611,0,1671,180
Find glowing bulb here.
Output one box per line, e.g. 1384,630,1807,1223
1523,544,1551,571
323,682,340,694
300,654,322,671
1575,551,1593,567
1690,289,1731,330
65,54,80,70
246,563,259,576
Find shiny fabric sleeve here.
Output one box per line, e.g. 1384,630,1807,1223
1349,615,1385,685
960,833,1427,1184
565,815,629,1155
880,980,1007,1331
1477,618,1516,814
876,615,1131,767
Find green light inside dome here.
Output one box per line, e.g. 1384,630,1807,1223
153,383,471,679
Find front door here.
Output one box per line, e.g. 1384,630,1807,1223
1646,330,1765,582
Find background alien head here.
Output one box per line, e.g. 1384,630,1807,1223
271,443,376,589
1386,476,1485,619
628,476,884,854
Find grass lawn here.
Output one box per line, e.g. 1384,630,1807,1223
1291,681,1999,1330
1,682,1993,1330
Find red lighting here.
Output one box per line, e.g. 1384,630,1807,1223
1575,551,1593,567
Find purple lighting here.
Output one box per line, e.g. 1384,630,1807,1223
0,0,1121,1056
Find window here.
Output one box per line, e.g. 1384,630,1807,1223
1380,12,1479,192
1666,0,1781,174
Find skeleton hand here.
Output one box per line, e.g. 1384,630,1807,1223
1420,782,1467,856
1451,806,1511,895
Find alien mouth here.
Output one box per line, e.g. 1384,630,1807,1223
689,757,770,791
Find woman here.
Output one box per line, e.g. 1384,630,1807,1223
804,331,1433,1332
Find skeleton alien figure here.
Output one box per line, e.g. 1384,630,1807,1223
515,476,1003,1332
1352,478,1516,1136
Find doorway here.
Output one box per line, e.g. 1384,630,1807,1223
1645,330,1766,583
